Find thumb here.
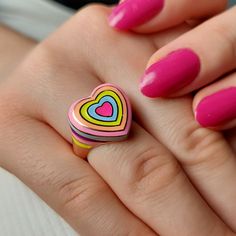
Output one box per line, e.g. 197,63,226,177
108,0,227,33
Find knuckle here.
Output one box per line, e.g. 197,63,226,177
75,4,108,35
15,45,72,119
0,47,55,121
58,174,107,212
42,3,113,73
74,4,118,49
122,145,181,198
180,122,232,169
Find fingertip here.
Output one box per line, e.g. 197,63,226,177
108,0,164,30
194,87,236,130
139,72,161,98
108,6,126,29
139,48,201,98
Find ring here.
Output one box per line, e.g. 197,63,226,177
68,84,132,158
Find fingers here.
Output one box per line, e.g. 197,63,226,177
193,72,236,129
0,94,155,236
108,0,227,32
140,6,236,98
74,7,236,231
30,5,190,143
8,5,236,234
88,123,230,236
8,16,230,234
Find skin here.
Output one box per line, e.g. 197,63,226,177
122,0,236,130
128,0,228,32
0,24,36,79
0,1,236,236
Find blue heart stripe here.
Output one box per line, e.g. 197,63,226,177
88,95,118,122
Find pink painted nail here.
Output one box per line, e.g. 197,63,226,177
140,48,201,98
195,87,236,127
108,0,164,30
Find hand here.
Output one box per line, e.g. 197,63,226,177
0,3,235,236
110,0,236,130
109,0,236,233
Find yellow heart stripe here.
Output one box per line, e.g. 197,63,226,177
72,136,93,149
80,90,123,127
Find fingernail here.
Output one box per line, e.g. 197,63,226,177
108,0,164,30
195,87,236,127
140,48,201,98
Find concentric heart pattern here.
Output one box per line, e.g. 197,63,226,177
68,84,132,149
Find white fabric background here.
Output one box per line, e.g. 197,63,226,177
0,0,78,235
0,0,74,40
0,168,78,236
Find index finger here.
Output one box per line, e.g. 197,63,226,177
108,0,227,32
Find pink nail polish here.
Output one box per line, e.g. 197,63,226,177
108,0,164,30
196,87,236,127
140,48,201,98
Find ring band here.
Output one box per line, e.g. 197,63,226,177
68,83,132,159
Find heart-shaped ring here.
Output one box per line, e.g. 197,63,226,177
68,84,132,158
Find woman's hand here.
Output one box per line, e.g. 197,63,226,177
110,0,236,130
0,3,235,236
